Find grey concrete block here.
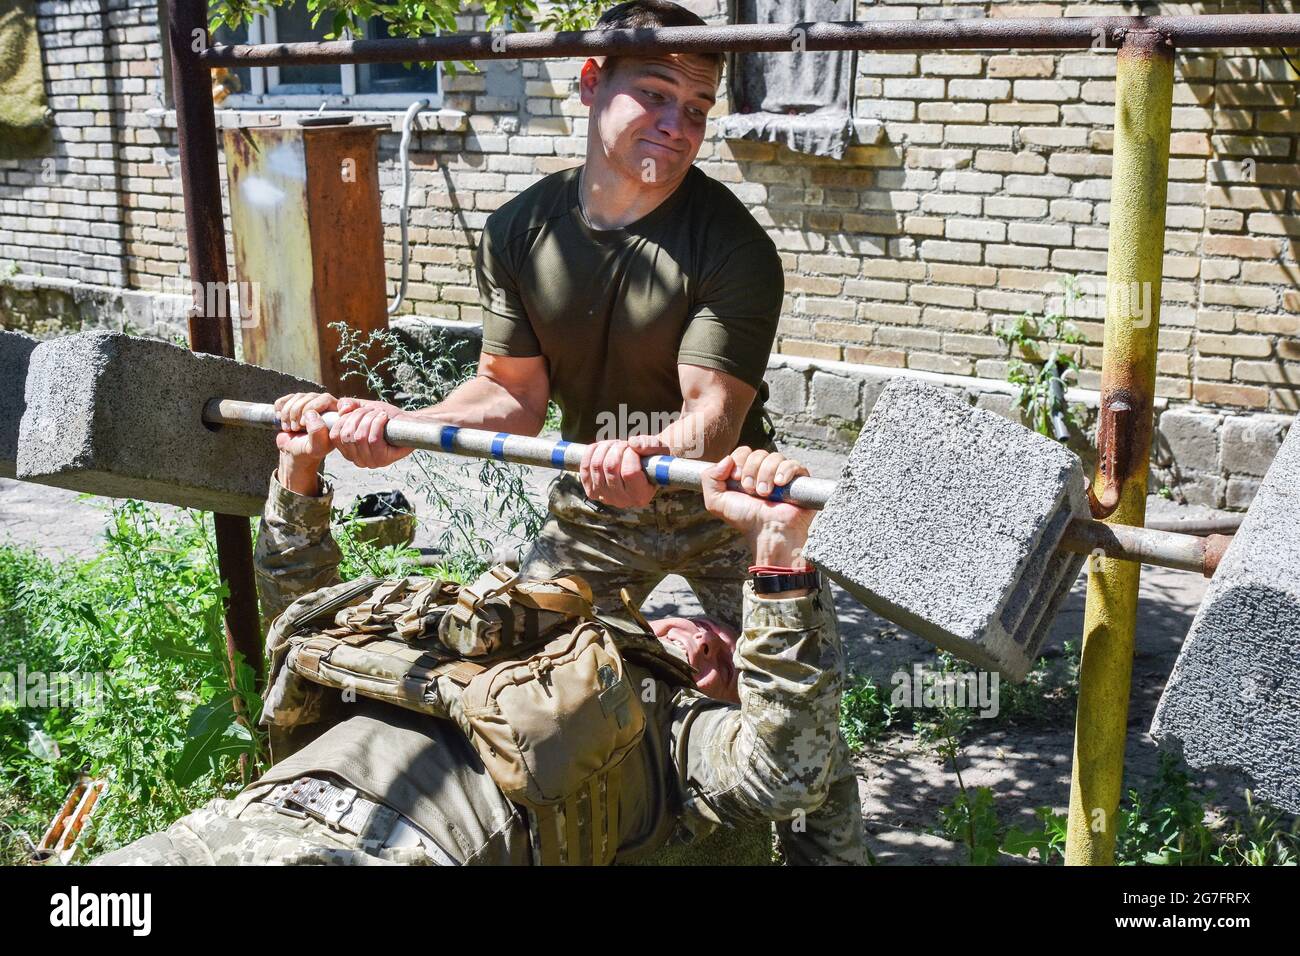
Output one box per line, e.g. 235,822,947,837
973,391,1017,421
17,330,320,517
804,378,1088,681
1,330,38,479
1220,415,1288,477
1151,414,1300,813
1158,409,1221,474
764,365,808,416
1176,473,1225,510
1225,476,1261,510
860,374,889,420
811,371,863,422
775,420,834,445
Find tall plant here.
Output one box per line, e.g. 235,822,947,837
994,276,1087,442
333,322,548,578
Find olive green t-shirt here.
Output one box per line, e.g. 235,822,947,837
475,164,783,448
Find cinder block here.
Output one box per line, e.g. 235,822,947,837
973,391,1017,421
804,379,1088,681
1159,408,1221,473
1151,414,1300,813
763,365,808,416
1220,415,1288,477
811,371,863,423
1225,476,1261,510
1174,473,1225,509
17,331,320,516
1,330,39,479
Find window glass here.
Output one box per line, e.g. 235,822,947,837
356,17,439,95
275,1,340,91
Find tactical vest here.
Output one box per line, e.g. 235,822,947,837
262,566,694,865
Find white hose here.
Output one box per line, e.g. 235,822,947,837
388,98,430,315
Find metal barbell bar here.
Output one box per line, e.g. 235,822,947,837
203,398,1231,578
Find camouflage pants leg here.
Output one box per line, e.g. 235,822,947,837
517,474,751,630
778,735,869,866
91,795,440,866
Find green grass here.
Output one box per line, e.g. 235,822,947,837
1,501,250,862
943,738,1300,866
0,496,434,864
837,674,897,752
838,648,1295,866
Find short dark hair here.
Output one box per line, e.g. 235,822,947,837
595,0,724,84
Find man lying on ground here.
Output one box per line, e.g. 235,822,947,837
94,409,865,866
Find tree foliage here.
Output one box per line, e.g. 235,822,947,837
208,0,606,38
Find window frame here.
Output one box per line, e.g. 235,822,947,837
220,10,444,111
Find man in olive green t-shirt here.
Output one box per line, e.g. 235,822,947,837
304,0,795,629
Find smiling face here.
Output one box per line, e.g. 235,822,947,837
649,615,740,704
581,53,720,188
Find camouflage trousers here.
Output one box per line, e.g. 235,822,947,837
518,473,752,630
91,790,856,866
92,783,449,866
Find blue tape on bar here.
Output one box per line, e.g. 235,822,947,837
439,426,459,452
491,433,509,460
653,456,675,485
551,440,570,468
769,483,788,503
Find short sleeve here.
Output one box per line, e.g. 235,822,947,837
476,223,541,357
678,237,783,390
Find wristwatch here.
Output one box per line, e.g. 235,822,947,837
749,564,821,595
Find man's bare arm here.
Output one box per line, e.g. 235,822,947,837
315,352,551,469
655,364,756,461
581,364,761,509
412,352,551,435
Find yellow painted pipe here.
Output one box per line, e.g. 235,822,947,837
1065,31,1175,866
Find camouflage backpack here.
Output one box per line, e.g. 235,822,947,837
262,566,693,865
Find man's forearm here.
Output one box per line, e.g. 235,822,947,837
659,365,757,461
411,375,547,435
254,472,343,633
656,401,743,461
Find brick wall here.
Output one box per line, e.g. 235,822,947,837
1,0,1298,500
0,0,171,289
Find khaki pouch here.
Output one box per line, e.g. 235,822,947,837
459,620,645,864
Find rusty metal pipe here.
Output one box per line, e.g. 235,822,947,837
1060,519,1229,578
1145,514,1243,536
1067,30,1176,867
199,15,1300,68
167,0,264,695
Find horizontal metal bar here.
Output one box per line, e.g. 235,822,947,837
199,15,1300,67
1059,519,1232,578
204,398,838,506
1144,513,1243,536
205,398,1230,576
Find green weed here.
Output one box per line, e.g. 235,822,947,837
994,276,1087,441
838,674,897,753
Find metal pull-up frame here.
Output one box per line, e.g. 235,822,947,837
163,0,1300,865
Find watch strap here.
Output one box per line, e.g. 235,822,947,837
749,566,820,595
